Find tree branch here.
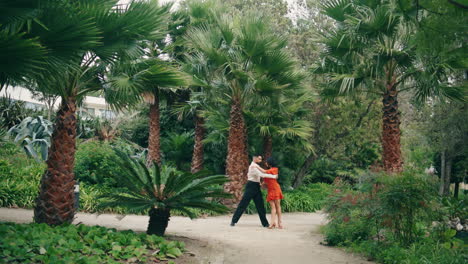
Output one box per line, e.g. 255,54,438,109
448,0,468,9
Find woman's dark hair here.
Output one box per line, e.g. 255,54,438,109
266,157,278,167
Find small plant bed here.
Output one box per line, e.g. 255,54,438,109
0,222,185,263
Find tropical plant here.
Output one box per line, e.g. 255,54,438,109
315,0,466,173
0,97,37,129
161,131,194,171
8,116,52,161
0,222,185,263
106,58,189,166
184,11,305,201
99,151,231,236
8,0,177,226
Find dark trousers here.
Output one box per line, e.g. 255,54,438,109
231,181,269,227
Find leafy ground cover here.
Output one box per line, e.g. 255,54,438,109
0,222,185,263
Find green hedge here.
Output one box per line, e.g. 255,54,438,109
0,222,184,263
246,183,333,214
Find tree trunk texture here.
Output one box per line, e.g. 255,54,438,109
147,208,170,236
454,182,460,199
443,159,452,196
34,97,77,225
147,91,161,166
224,98,249,204
382,79,403,173
262,135,273,161
439,151,446,195
191,114,205,173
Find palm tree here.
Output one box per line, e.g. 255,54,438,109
168,0,222,173
26,0,172,225
250,93,313,160
99,151,231,236
316,0,465,173
0,0,102,91
184,14,304,201
106,57,189,166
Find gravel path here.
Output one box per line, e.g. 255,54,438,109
0,208,373,264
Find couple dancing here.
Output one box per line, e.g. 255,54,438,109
230,154,284,229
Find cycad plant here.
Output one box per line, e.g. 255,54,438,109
2,0,175,225
99,151,231,236
316,0,465,173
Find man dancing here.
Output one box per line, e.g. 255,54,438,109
230,154,277,227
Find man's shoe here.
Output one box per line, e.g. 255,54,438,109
230,222,235,227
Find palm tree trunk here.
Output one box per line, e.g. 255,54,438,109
262,135,273,161
382,79,403,173
147,208,170,236
147,90,161,166
191,114,205,173
34,97,77,225
439,151,446,195
225,98,249,203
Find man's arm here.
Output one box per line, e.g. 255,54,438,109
254,168,277,179
251,163,266,173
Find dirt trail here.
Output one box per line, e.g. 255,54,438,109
0,208,372,264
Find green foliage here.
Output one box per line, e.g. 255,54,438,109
74,139,145,187
378,172,438,245
98,151,231,218
0,97,39,129
322,171,466,263
8,116,52,161
74,141,123,187
0,222,185,263
0,141,44,208
162,131,194,171
246,183,333,214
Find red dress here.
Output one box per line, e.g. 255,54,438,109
264,168,284,202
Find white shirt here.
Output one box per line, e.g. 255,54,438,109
247,162,277,183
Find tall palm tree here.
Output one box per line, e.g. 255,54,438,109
99,151,230,236
23,0,172,225
168,0,222,173
184,14,304,201
107,57,190,166
316,0,465,173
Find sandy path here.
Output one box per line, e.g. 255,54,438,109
0,208,372,264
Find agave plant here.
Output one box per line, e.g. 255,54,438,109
99,151,231,236
8,116,53,161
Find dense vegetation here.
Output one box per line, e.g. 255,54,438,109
0,0,467,263
0,222,185,263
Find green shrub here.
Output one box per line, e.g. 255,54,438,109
246,183,333,214
322,171,465,263
74,141,122,187
0,222,185,263
378,172,437,246
0,143,44,208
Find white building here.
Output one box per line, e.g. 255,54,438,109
0,86,116,119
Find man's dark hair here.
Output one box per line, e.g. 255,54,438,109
266,157,278,167
252,154,262,158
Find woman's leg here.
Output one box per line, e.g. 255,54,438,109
274,200,283,229
268,201,277,228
